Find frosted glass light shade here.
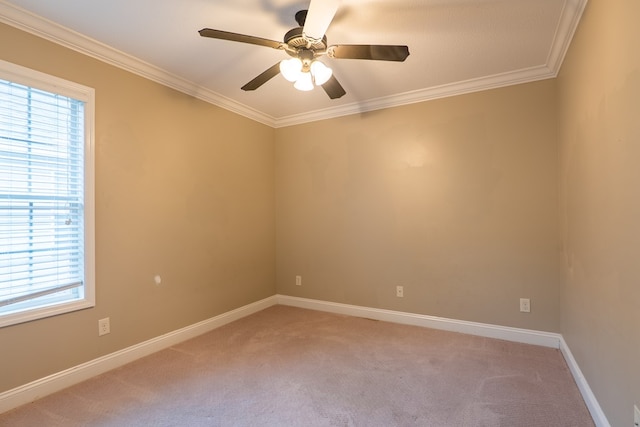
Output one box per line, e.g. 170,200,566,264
294,72,314,91
310,61,332,86
280,58,303,82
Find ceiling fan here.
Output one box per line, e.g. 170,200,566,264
198,0,409,99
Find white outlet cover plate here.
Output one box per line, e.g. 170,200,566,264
634,404,639,426
98,318,110,336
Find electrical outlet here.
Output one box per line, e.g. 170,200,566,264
519,298,530,313
396,286,404,298
634,404,639,427
98,317,110,336
295,275,302,286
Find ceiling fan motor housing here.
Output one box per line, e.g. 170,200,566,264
284,27,327,57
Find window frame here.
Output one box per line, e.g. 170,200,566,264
0,59,95,328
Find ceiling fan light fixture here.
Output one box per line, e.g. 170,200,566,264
281,56,332,91
310,60,332,86
294,71,314,91
279,58,303,82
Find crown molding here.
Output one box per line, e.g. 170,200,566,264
546,0,589,73
0,0,586,129
0,0,277,127
273,65,555,127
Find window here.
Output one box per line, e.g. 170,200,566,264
0,59,95,328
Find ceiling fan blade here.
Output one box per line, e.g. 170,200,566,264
241,63,282,91
330,45,410,62
321,75,346,99
199,28,284,50
303,0,341,40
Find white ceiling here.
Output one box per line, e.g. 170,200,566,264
0,0,586,127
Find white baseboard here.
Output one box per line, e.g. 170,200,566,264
276,294,610,427
559,337,611,427
276,294,562,348
1,293,609,427
0,295,278,415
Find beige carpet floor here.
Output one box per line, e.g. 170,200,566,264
0,305,594,426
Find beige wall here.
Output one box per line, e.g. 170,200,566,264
0,23,276,393
275,80,560,332
557,0,640,425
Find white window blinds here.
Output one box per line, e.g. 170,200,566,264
0,79,85,314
